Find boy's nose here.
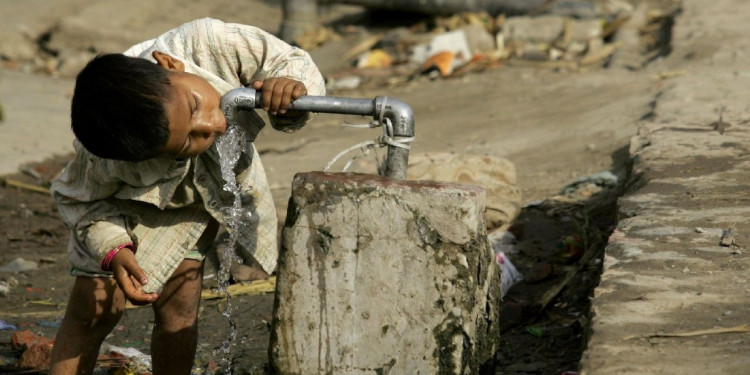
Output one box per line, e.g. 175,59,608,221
195,112,226,137
215,112,227,134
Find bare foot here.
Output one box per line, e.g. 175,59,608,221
230,261,270,281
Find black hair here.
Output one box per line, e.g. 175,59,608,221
71,53,172,161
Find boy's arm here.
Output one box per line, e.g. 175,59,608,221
225,22,325,132
52,149,157,303
53,148,133,267
161,18,326,131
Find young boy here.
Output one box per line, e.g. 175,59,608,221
48,18,325,375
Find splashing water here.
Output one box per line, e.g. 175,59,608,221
213,124,250,375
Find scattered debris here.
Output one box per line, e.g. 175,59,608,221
720,227,736,247
496,251,524,298
1,178,50,195
326,75,363,91
309,8,636,92
108,345,152,374
651,69,687,81
559,171,619,196
0,257,39,273
711,109,731,134
0,319,17,330
356,48,394,68
625,324,750,340
490,231,524,298
0,276,16,297
201,277,276,301
11,330,55,370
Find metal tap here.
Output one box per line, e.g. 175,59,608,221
220,87,415,179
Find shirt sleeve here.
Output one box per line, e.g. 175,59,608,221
226,21,326,132
51,144,134,268
144,18,326,132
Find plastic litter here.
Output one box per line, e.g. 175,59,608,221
489,230,524,297
108,345,152,373
489,230,520,256
0,319,17,330
496,251,524,298
411,29,473,75
559,171,618,195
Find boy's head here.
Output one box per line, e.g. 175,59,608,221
71,52,227,162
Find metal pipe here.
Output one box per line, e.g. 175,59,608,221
220,87,415,179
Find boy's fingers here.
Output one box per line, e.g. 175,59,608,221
252,78,274,111
278,83,297,114
292,83,307,99
261,79,278,113
256,78,307,115
127,276,158,306
123,261,149,285
269,81,286,115
122,279,157,305
113,260,157,305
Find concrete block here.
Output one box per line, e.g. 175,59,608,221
270,172,501,375
502,15,566,46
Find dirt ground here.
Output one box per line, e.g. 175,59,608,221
0,0,683,374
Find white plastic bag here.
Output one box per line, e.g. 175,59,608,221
489,231,524,298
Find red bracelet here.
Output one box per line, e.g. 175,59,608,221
101,243,135,271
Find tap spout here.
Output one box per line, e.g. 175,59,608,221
220,87,415,179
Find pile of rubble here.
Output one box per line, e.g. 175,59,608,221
296,6,648,91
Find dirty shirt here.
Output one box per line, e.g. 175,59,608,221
50,18,326,293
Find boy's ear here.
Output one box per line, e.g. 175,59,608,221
153,51,185,72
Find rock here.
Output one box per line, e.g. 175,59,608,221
405,152,522,231
502,15,566,46
462,23,497,55
18,341,54,370
0,258,38,273
12,330,54,370
344,152,522,231
325,75,362,91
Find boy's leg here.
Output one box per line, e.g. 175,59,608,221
151,259,204,375
49,277,126,375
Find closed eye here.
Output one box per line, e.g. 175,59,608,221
192,93,199,115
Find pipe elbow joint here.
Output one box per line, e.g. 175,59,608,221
375,96,415,137
221,87,262,126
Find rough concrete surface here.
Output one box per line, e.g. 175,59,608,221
580,0,750,374
2,0,750,373
272,172,500,374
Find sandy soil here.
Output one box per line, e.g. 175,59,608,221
0,0,682,373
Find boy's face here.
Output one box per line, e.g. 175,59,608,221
154,52,227,159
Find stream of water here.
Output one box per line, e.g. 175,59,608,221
213,124,250,375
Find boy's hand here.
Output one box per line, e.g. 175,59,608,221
252,78,307,117
111,250,158,305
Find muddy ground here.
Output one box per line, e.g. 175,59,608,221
0,159,619,375
0,0,683,374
